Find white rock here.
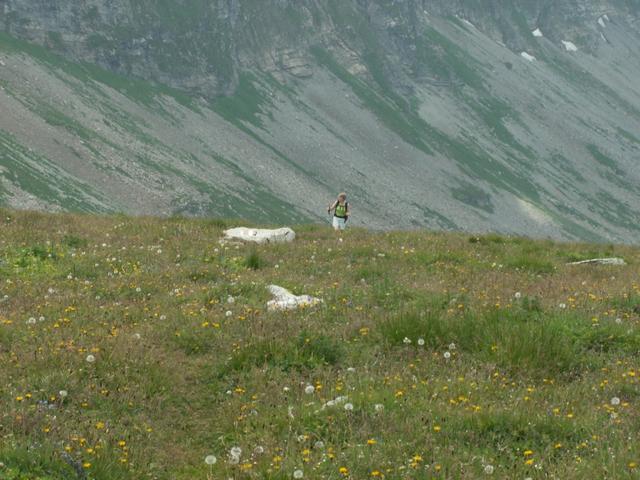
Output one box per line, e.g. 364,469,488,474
267,285,322,311
598,17,606,28
532,28,543,37
568,258,626,266
520,52,536,62
223,227,295,244
562,40,578,52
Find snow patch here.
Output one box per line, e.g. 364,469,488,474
520,52,536,62
562,40,578,52
532,28,543,37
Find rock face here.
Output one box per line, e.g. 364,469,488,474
1,1,640,243
2,1,638,97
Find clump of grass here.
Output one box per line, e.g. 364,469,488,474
505,254,555,274
244,249,266,270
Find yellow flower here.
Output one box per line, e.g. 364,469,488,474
339,466,349,476
367,439,377,445
95,421,105,430
523,450,534,456
629,462,638,469
371,471,382,477
525,459,534,466
433,425,441,432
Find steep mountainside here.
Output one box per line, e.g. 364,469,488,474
1,1,640,241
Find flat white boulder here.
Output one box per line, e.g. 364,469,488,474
267,285,322,311
568,258,626,266
532,28,543,37
223,227,295,244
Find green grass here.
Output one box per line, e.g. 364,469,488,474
1,210,640,480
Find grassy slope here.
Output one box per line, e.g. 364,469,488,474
0,210,639,480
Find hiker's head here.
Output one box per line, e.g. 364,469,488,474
338,192,347,202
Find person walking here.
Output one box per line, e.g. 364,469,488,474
328,192,350,231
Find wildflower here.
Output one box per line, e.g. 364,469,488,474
403,337,412,345
484,464,494,474
59,390,68,398
229,446,242,464
515,292,522,299
629,462,637,469
254,446,265,455
26,317,36,325
205,455,217,465
417,338,425,346
304,385,315,395
339,466,349,476
433,425,441,432
611,397,621,406
225,310,233,317
448,342,456,350
367,439,377,445
374,404,384,412
443,351,451,359
227,296,235,304
524,450,533,456
344,403,354,411
294,469,304,479
86,354,96,363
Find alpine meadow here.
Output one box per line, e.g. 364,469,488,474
1,210,640,479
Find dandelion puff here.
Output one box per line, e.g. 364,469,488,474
559,303,567,309
227,296,235,304
448,342,456,350
254,446,265,455
403,337,412,345
86,354,96,363
304,385,315,395
229,446,242,464
314,441,325,449
374,404,384,412
344,403,354,411
132,333,141,340
611,397,621,406
26,317,36,325
294,469,304,479
205,455,217,465
484,465,495,474
443,351,451,360
615,318,623,324
225,310,233,318
514,292,522,299
59,390,68,398
417,338,425,346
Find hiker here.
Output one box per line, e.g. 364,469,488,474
328,192,350,231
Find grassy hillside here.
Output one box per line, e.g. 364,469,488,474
0,209,639,479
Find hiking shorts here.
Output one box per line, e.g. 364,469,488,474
332,216,347,230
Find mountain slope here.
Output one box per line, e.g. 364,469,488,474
1,1,640,242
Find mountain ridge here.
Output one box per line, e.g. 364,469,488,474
1,1,640,242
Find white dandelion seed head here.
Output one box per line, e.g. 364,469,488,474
159,315,167,321
59,390,68,398
448,342,456,351
611,396,621,406
615,318,623,324
417,338,425,346
347,367,356,373
443,351,451,359
132,333,141,340
314,441,325,449
227,296,235,304
136,287,142,292
559,303,567,309
515,292,522,299
254,446,265,455
205,455,217,465
225,310,233,318
375,403,384,412
484,464,495,474
85,354,96,363
294,469,304,479
304,385,315,395
403,337,412,345
344,403,354,411
283,386,290,392
230,446,242,458
26,317,36,325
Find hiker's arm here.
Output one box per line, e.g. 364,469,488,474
327,201,337,214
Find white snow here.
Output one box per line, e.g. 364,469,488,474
532,28,543,37
222,227,295,244
266,285,322,311
598,17,606,28
604,14,610,22
520,52,536,62
562,40,578,52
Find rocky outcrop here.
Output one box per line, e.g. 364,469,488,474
2,1,638,98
